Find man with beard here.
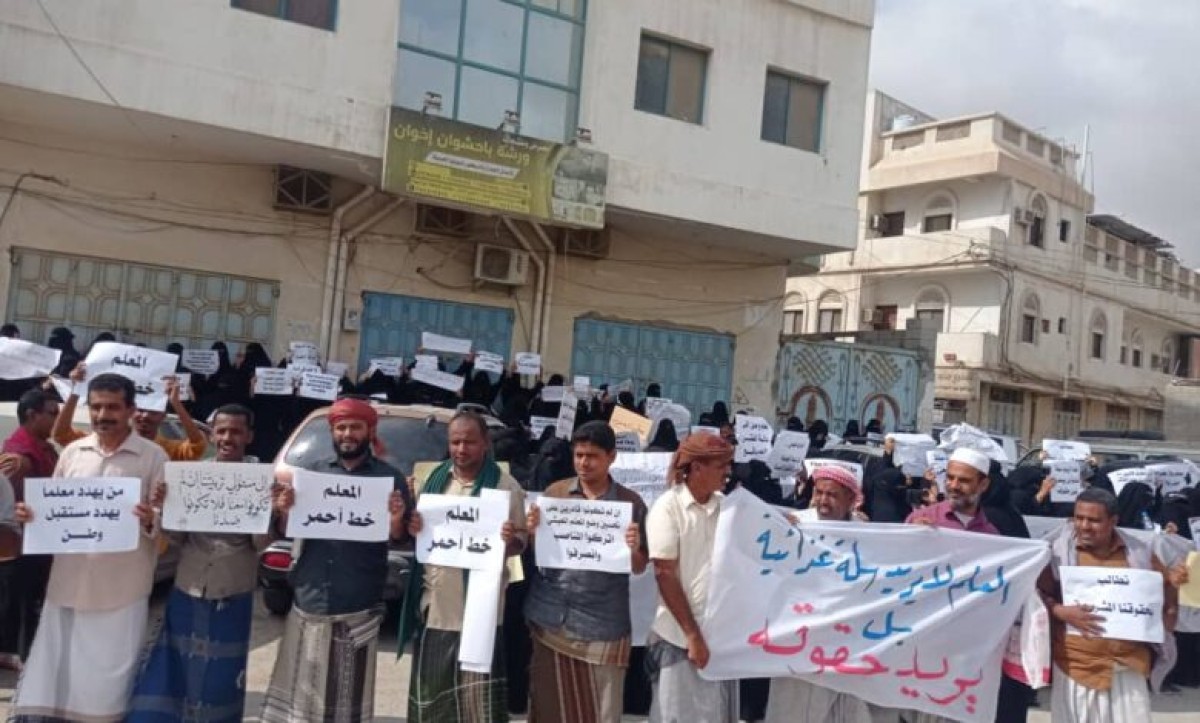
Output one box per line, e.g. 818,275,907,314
263,398,411,722
1038,487,1176,722
10,374,164,722
766,466,887,723
128,404,269,722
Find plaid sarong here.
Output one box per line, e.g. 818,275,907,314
127,588,254,722
408,627,508,723
261,604,384,723
527,626,628,723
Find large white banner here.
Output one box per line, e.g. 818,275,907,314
83,342,179,412
0,338,61,380
23,477,142,554
285,470,391,542
162,462,274,534
609,452,671,509
700,490,1049,723
534,498,633,573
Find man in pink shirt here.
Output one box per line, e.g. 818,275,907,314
906,447,999,535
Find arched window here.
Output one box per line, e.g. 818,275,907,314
817,292,844,333
1020,293,1041,344
914,287,948,332
1130,330,1144,368
1028,194,1048,248
922,194,955,233
1089,310,1107,360
783,292,806,335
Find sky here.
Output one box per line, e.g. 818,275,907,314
870,0,1199,263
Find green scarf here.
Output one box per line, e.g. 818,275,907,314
398,456,502,653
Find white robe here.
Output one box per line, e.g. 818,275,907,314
1050,663,1151,723
766,677,898,723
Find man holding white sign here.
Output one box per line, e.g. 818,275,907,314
263,398,410,723
1037,487,1177,722
10,374,166,723
525,421,649,723
129,404,273,723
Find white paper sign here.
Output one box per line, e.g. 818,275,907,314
175,373,193,402
937,423,1009,462
1109,467,1151,496
458,488,510,672
530,416,557,439
298,371,340,401
572,375,591,395
927,450,949,492
610,452,672,509
415,492,508,571
422,332,472,355
474,351,505,374
83,342,179,412
649,402,691,442
411,367,465,393
253,368,294,396
182,349,219,375
615,432,642,453
1042,439,1091,462
555,390,578,440
540,386,565,403
802,458,865,484
1189,517,1200,552
162,462,274,534
285,469,391,542
23,477,141,554
534,498,633,573
368,357,405,377
1147,463,1193,495
1060,565,1164,644
515,352,542,376
325,361,349,379
0,338,61,380
691,425,720,437
767,431,810,478
890,433,937,478
1024,515,1067,541
290,341,320,366
644,397,672,420
286,362,322,383
700,489,1050,723
734,414,773,464
1045,460,1084,503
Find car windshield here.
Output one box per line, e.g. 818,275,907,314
282,415,450,476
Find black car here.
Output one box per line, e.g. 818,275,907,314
257,403,506,615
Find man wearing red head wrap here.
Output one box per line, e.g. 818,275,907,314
263,398,411,723
647,432,738,722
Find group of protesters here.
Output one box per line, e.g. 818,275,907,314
0,324,1197,723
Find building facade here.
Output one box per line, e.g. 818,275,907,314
0,0,873,416
787,91,1200,443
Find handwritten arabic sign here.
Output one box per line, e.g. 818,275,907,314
927,450,948,492
555,390,578,440
735,414,773,464
162,462,273,534
414,354,438,371
422,332,472,355
1060,566,1164,644
182,349,219,375
411,367,465,393
534,498,633,573
530,416,556,439
1191,518,1200,553
1108,466,1150,496
649,401,691,442
285,470,391,542
23,477,141,554
0,338,60,380
890,434,937,478
540,386,565,403
1147,462,1193,495
515,352,541,376
253,368,294,396
803,459,865,484
610,453,671,509
700,489,1049,723
383,106,608,229
298,371,340,401
290,341,320,365
611,407,652,448
474,351,504,374
767,431,810,479
415,492,508,571
368,357,405,377
1042,439,1090,462
1044,460,1084,503
84,342,179,412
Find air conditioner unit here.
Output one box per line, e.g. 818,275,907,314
474,244,529,286
860,308,883,324
870,214,888,232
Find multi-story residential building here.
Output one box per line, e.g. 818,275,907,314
787,91,1200,442
0,0,873,415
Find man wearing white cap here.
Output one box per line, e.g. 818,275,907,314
906,448,999,535
765,466,893,723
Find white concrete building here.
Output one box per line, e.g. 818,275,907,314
787,91,1200,443
0,0,873,416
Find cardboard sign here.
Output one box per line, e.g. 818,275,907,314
611,407,653,447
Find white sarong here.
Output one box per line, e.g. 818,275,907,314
647,637,737,723
766,678,895,723
1050,663,1150,723
10,598,150,722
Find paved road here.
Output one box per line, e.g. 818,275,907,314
1,590,1197,721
